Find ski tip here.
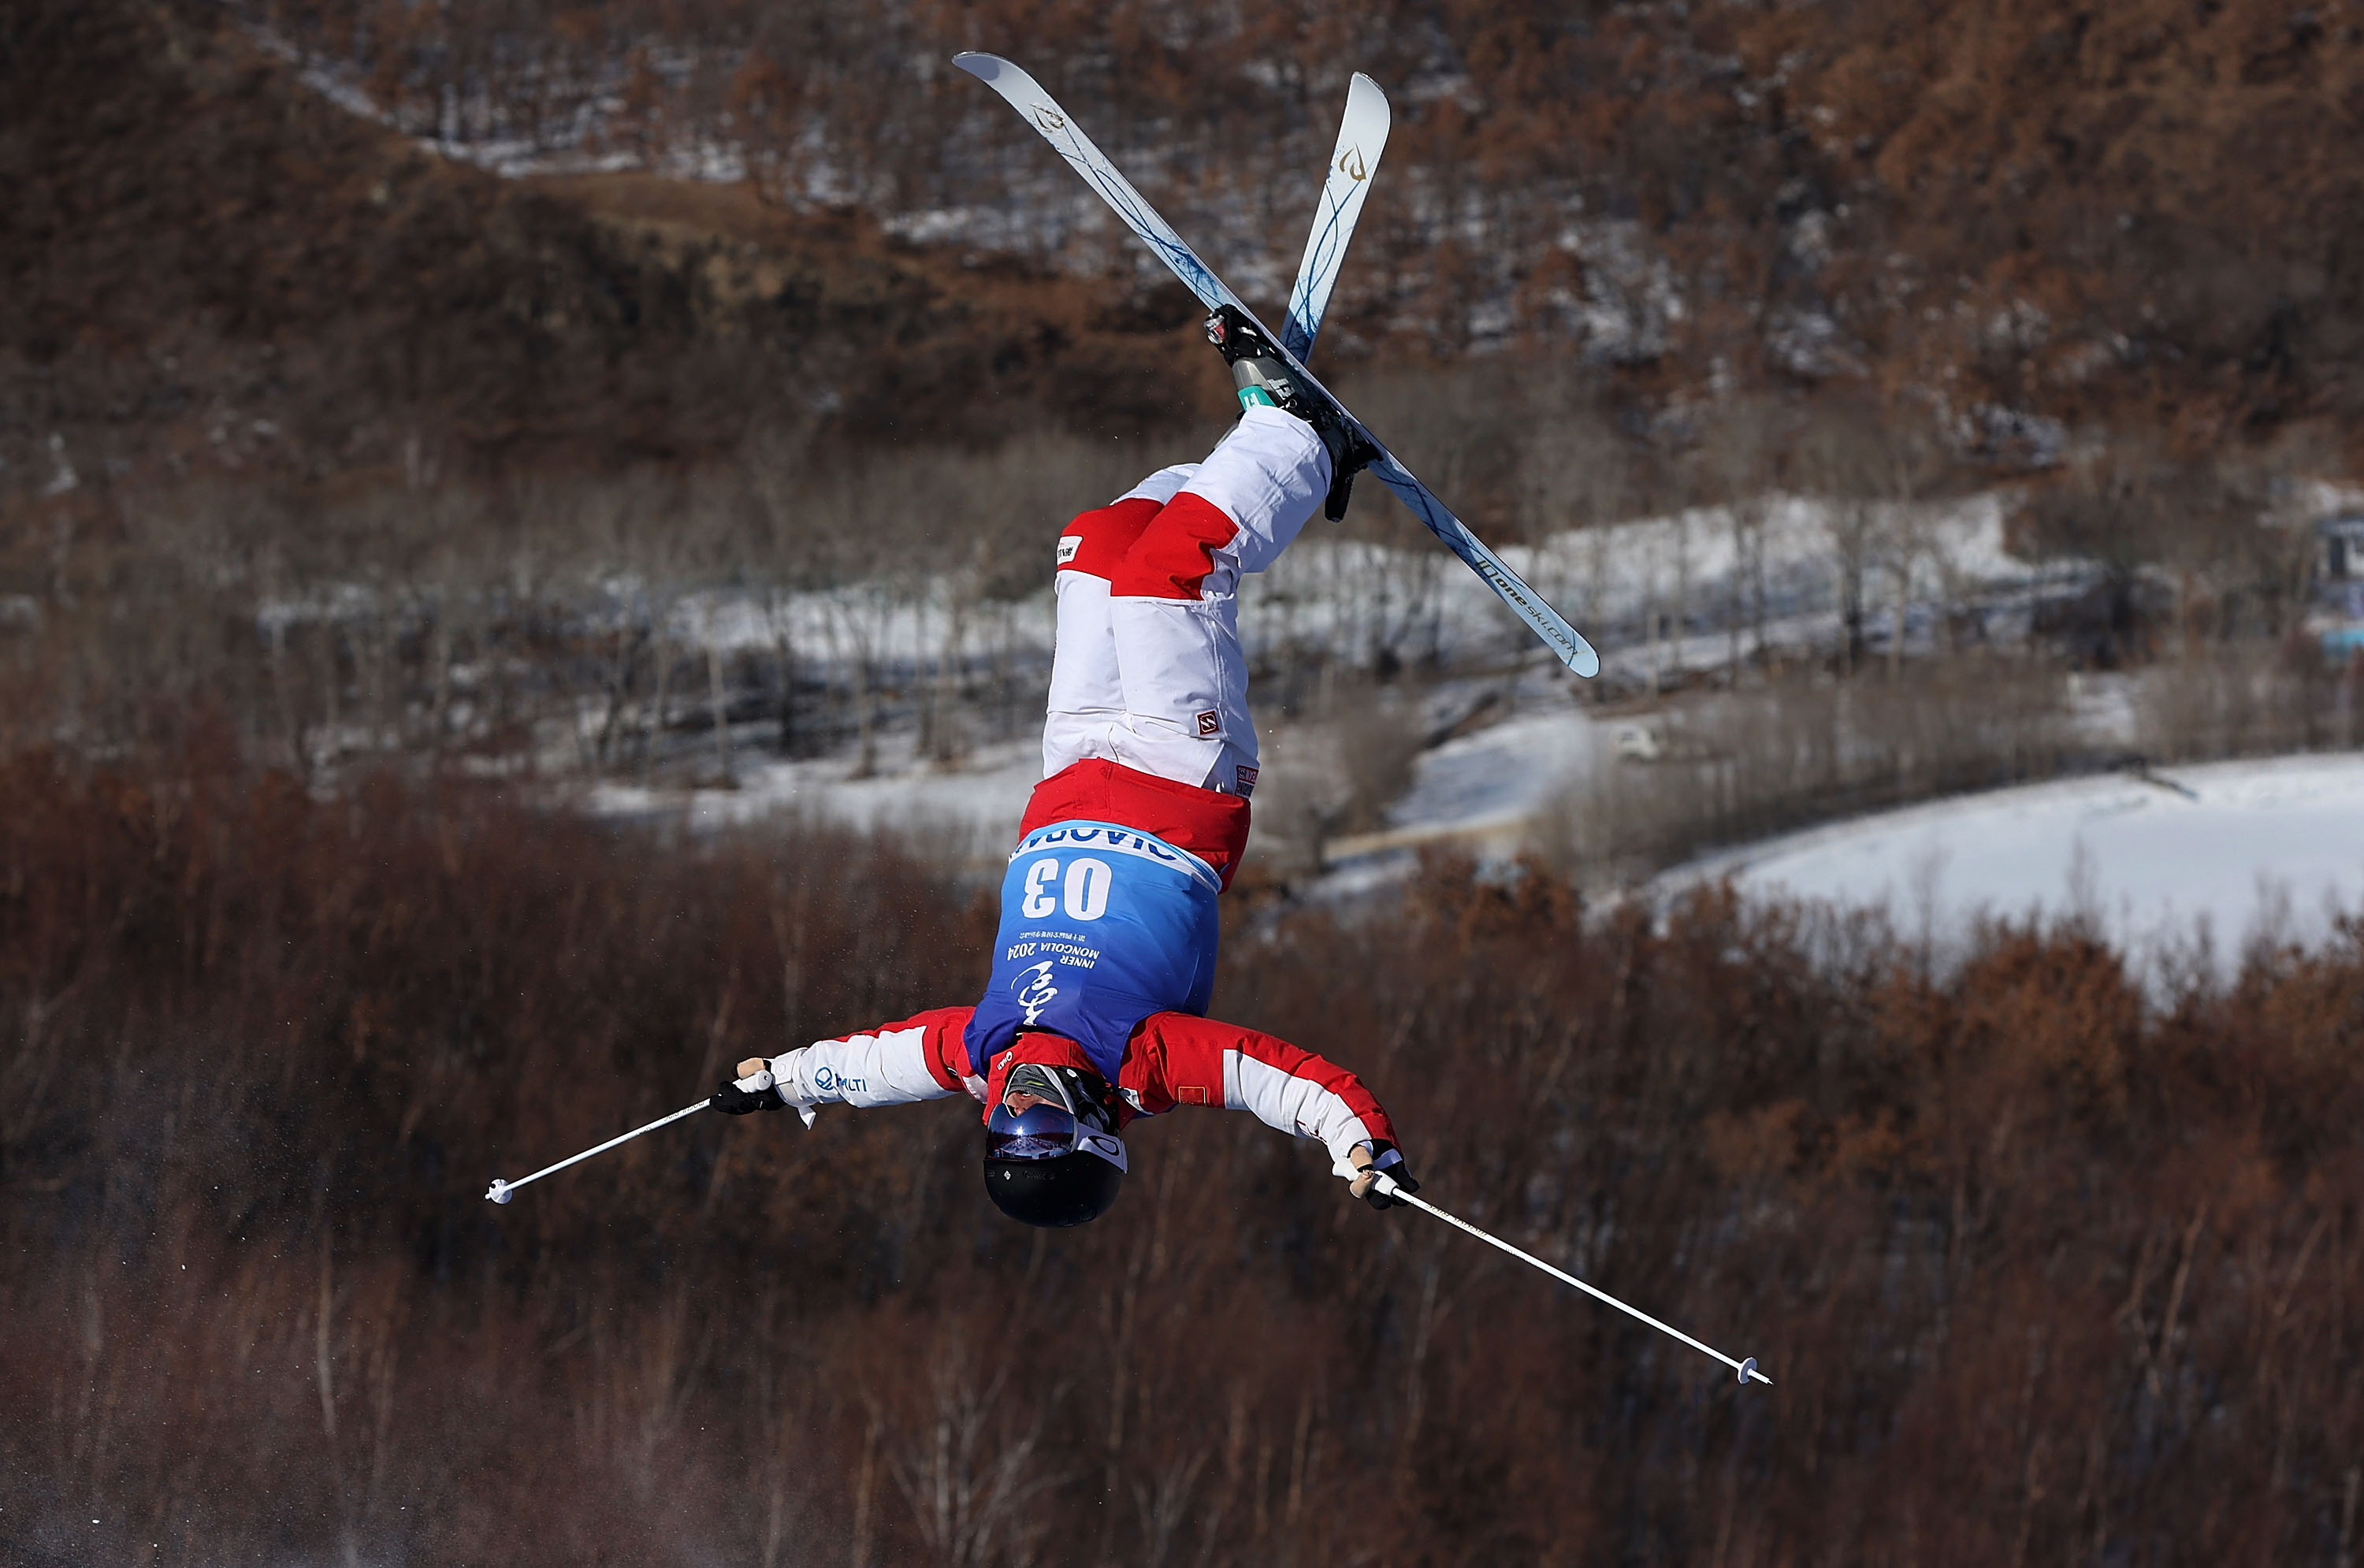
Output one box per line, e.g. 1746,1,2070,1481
1544,627,1598,678
952,52,1005,82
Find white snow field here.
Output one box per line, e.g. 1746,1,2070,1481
586,693,2364,969
1654,753,2364,960
587,732,1043,865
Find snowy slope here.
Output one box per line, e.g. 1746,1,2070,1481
1389,707,1604,834
1655,753,2364,958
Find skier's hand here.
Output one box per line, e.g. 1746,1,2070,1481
711,1058,786,1116
1348,1142,1418,1210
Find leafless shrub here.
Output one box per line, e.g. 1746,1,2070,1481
1239,675,1425,875
1548,657,2076,881
2132,638,2351,761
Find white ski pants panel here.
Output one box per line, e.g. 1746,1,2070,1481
1044,407,1331,793
1042,463,1196,738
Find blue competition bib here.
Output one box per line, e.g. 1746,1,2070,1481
964,820,1222,1085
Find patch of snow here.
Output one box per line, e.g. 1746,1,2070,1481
2300,479,2364,518
1764,306,1865,379
1961,403,2067,469
1654,752,2364,964
1384,706,1604,835
1789,210,1836,271
1984,299,2050,352
256,581,384,635
43,434,78,497
1545,218,1685,364
587,733,1043,866
2063,671,2139,750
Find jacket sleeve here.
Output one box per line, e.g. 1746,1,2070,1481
1124,1013,1403,1166
768,1007,984,1112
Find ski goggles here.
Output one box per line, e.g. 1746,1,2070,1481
985,1062,1127,1172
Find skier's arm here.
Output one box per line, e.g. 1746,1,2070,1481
735,1007,984,1113
1126,1013,1407,1171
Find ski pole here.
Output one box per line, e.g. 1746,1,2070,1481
485,1069,775,1204
1341,1163,1773,1386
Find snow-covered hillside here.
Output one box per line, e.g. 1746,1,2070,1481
537,487,2080,701
1654,753,2364,964
586,641,2364,974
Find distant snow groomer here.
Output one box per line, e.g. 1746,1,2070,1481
711,316,1416,1226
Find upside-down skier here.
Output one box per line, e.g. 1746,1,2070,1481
708,310,1420,1228
485,76,1765,1384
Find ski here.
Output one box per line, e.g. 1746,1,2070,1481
1284,72,1391,362
952,52,1600,678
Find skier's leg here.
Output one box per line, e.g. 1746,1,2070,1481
1103,407,1331,793
1043,465,1199,778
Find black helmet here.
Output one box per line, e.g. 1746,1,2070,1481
982,1061,1126,1228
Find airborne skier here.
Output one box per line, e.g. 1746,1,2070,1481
492,64,1764,1384
709,313,1418,1228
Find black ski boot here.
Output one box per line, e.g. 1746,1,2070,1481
1202,304,1378,520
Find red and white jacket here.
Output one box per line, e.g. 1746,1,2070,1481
764,1006,1401,1168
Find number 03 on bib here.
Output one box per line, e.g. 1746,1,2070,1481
967,822,1223,1086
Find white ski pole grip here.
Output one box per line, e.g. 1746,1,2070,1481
1330,1161,1773,1387
739,1066,818,1127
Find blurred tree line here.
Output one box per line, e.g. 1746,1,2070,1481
8,359,2358,892
1,733,2358,1564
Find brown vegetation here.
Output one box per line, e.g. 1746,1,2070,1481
6,6,2362,1558
235,0,2364,444
1,0,1226,500
14,0,2364,518
3,734,2358,1563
